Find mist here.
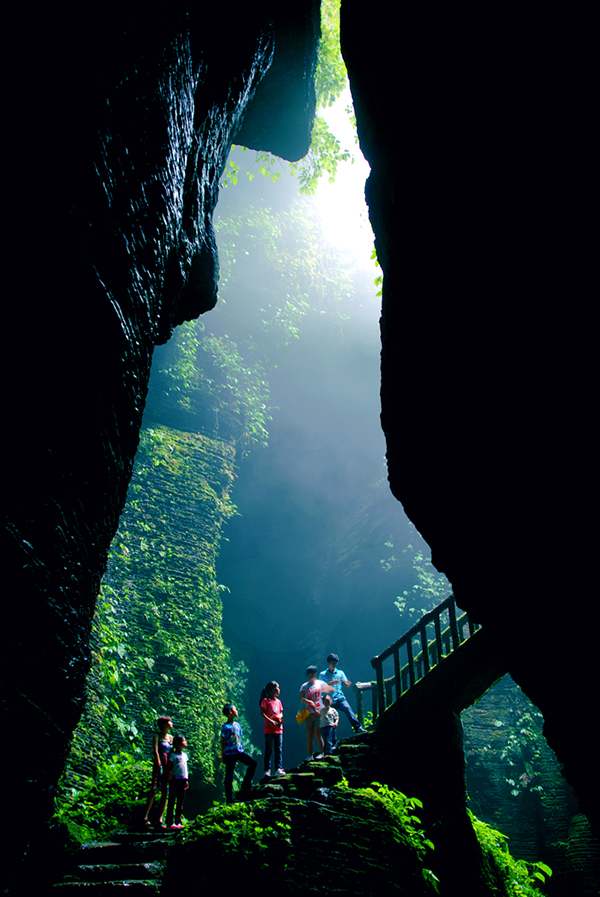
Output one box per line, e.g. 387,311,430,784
209,126,426,766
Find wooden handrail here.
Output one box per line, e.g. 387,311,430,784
359,596,479,725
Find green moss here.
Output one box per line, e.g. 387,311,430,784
165,782,439,894
54,753,151,843
62,425,243,798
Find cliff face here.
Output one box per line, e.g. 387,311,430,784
3,0,597,887
341,3,597,824
4,4,319,881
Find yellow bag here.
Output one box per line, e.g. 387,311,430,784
296,707,310,724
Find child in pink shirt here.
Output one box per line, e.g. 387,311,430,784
260,681,284,776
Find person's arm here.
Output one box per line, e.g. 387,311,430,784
152,733,161,767
166,756,173,782
300,688,317,711
220,732,226,764
338,669,351,687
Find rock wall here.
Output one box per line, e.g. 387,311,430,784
3,0,597,888
463,675,579,893
341,2,598,826
4,4,319,885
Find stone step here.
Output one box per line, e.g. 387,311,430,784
65,861,164,883
53,831,175,893
54,880,161,893
74,838,172,865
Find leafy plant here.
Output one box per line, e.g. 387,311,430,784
330,780,439,893
470,811,552,896
393,531,451,623
499,689,546,797
182,801,292,861
222,0,354,196
62,425,242,797
54,753,151,843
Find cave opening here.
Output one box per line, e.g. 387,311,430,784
6,1,598,893
58,59,585,897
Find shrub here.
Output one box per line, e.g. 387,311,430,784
54,752,151,843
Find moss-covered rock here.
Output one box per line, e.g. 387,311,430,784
164,781,439,895
62,423,241,815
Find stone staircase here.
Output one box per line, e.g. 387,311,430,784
249,740,373,801
51,743,375,894
53,829,177,893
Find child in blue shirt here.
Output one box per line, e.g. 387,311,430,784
220,703,257,804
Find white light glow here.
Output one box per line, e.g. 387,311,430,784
314,89,374,260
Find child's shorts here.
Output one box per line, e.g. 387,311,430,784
304,713,320,735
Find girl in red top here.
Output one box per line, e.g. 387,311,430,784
259,681,284,777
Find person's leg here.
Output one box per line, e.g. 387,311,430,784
274,733,283,771
142,778,157,824
264,733,273,774
321,725,331,754
157,779,169,824
224,756,236,804
305,717,314,756
314,727,324,755
165,785,176,826
174,780,188,825
237,752,257,792
332,695,361,731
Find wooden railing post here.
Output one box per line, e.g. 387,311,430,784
419,621,430,675
355,685,364,727
385,678,393,706
368,595,481,719
434,611,443,663
373,656,386,717
406,637,415,688
448,599,460,650
393,648,401,700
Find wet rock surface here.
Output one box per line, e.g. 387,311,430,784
51,830,177,894
4,0,597,888
5,5,319,888
340,2,598,827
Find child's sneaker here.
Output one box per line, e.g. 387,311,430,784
276,768,286,776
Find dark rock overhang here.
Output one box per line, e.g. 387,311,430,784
341,1,598,827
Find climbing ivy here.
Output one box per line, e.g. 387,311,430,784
391,528,452,629
60,426,243,802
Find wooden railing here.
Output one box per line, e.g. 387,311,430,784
354,595,480,725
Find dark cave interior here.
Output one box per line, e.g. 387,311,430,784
4,2,597,890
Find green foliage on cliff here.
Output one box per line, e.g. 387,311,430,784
60,426,243,803
471,812,553,896
155,198,356,458
393,536,451,623
223,0,353,194
497,689,546,798
54,753,150,843
215,201,354,337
